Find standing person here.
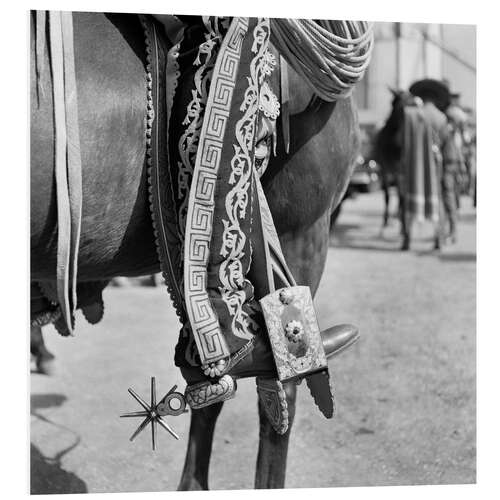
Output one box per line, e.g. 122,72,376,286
462,112,477,206
406,79,462,247
446,93,468,209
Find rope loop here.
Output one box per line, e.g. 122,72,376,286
270,19,374,101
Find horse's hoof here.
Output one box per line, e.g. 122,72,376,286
321,324,360,359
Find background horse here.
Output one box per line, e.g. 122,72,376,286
30,12,359,490
374,89,416,231
374,89,433,249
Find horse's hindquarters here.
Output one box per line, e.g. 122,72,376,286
30,12,159,280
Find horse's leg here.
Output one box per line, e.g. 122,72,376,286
254,214,329,488
177,401,224,491
254,381,297,489
382,180,390,227
399,193,410,250
31,325,55,375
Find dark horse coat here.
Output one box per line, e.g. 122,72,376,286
31,12,358,286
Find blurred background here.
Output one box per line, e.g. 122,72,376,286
355,23,475,126
351,22,475,196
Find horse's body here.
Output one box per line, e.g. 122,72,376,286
30,12,359,489
373,90,414,230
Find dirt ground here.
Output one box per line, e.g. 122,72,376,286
30,190,476,493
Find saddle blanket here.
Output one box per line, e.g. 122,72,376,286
401,105,441,223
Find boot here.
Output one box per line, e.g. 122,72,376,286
182,324,359,386
322,324,360,359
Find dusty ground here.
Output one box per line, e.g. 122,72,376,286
30,190,476,493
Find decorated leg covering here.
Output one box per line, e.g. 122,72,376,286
182,18,275,367
155,17,286,383
141,16,338,418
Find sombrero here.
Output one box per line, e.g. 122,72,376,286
409,78,451,112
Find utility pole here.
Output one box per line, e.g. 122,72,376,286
422,24,428,76
395,22,403,89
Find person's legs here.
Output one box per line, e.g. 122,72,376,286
442,170,458,243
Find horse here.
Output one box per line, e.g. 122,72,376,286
30,12,360,490
373,89,416,231
375,87,457,251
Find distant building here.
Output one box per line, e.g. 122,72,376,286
354,22,476,130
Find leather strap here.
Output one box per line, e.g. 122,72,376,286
254,170,296,292
61,12,83,321
48,11,82,335
280,56,290,154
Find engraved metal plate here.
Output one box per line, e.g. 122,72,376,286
259,286,328,382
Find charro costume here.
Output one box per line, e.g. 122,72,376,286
31,13,373,440
408,79,462,245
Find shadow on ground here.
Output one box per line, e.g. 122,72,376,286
330,220,403,253
31,393,88,494
457,212,476,224
30,443,88,494
31,393,67,412
439,253,476,262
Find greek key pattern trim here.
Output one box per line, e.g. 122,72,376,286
177,19,221,244
184,18,249,364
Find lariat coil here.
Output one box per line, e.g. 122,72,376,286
270,19,374,101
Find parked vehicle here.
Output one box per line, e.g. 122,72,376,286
330,123,381,229
348,154,381,194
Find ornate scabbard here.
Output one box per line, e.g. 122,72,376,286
260,285,335,418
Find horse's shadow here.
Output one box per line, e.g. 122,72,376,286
439,252,476,262
30,393,88,494
330,222,402,253
458,212,476,224
414,250,476,262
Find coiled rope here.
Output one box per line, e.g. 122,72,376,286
270,19,374,101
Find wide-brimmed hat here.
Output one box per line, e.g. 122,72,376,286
409,79,451,112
